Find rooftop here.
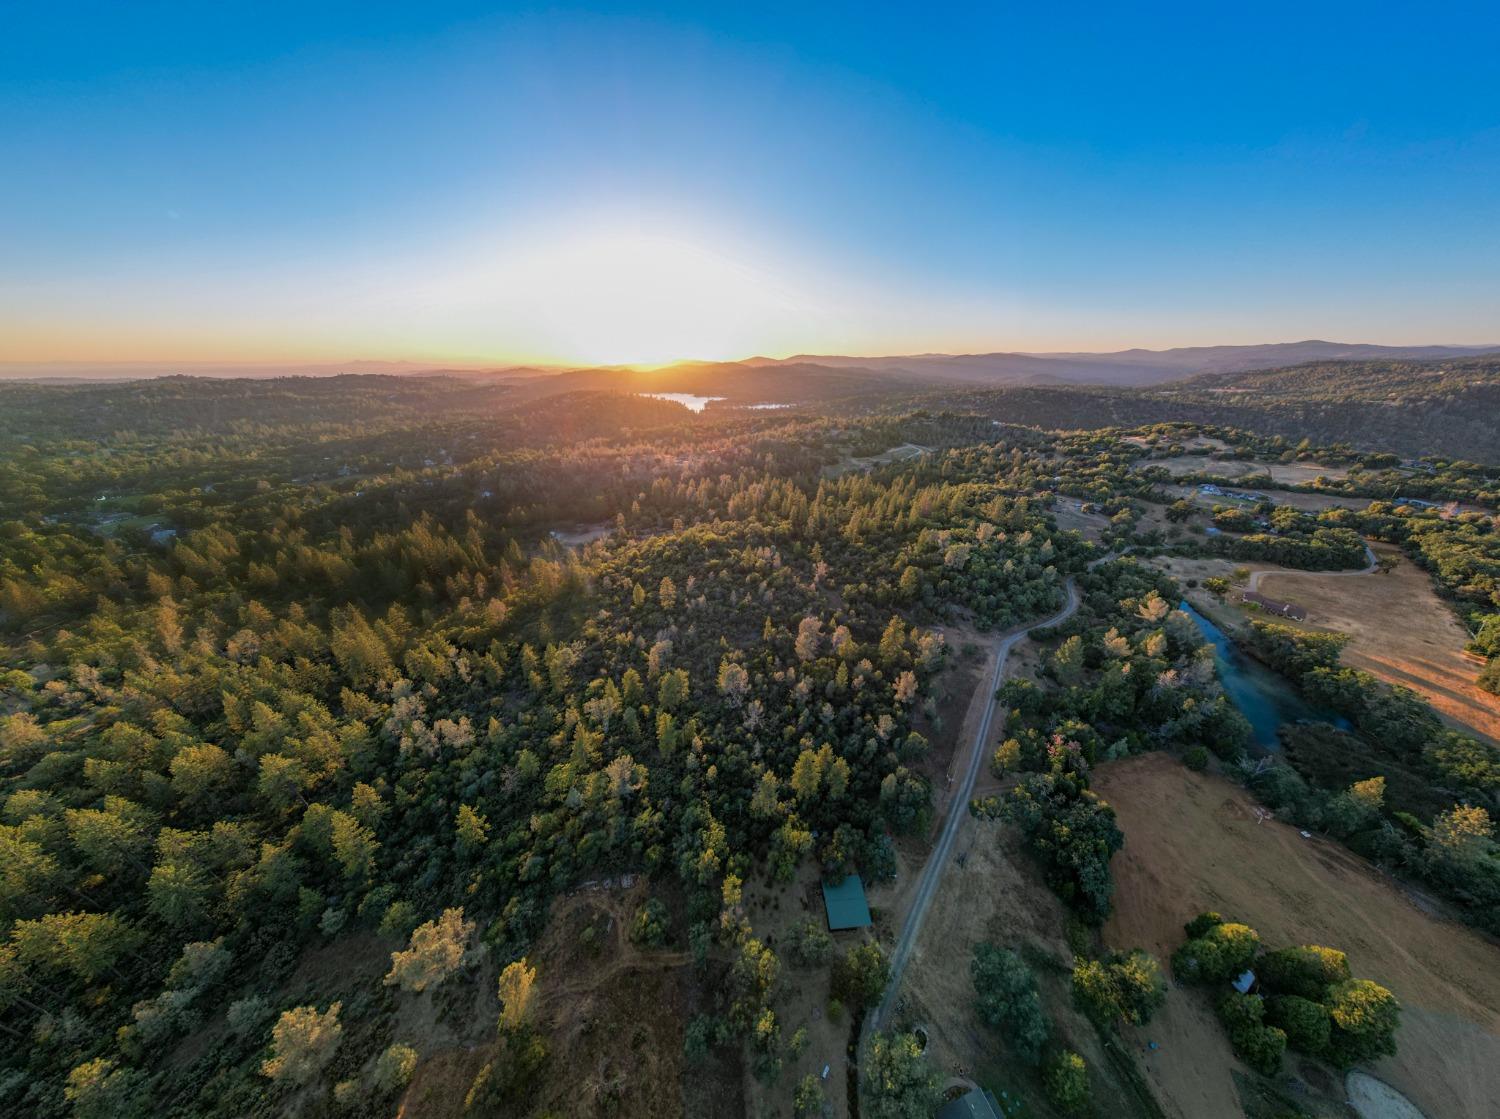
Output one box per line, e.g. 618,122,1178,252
821,874,872,931
937,1087,1004,1119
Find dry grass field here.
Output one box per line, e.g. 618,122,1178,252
897,819,1164,1119
399,884,727,1119
1052,498,1111,542
1161,481,1373,515
1095,753,1500,1119
1146,539,1498,745
1257,544,1500,744
1134,455,1349,486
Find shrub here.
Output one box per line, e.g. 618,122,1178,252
863,1032,941,1119
832,942,890,1010
971,944,1049,1064
1324,979,1401,1067
1265,995,1330,1057
225,996,271,1035
1479,657,1500,697
1216,993,1285,1076
1234,1023,1287,1076
1171,922,1260,983
683,1015,728,1065
1184,746,1209,772
1259,945,1350,1001
1071,950,1166,1029
1250,762,1326,826
1184,911,1224,939
793,1073,823,1118
786,919,834,968
261,1003,343,1085
373,1043,418,1092
463,1028,547,1113
629,898,669,948
1002,771,1124,924
1044,1050,1090,1116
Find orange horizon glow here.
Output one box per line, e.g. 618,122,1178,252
8,217,1500,371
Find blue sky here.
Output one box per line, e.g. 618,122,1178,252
3,2,1498,364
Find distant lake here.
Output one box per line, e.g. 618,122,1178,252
1179,600,1348,750
639,392,724,413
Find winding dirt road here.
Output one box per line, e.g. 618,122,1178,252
868,576,1083,1035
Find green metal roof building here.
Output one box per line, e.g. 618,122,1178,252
821,874,872,931
936,1087,1004,1119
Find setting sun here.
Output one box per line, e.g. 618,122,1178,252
464,226,812,366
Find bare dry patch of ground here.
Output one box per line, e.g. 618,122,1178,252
400,883,727,1119
1160,482,1373,516
399,1046,491,1119
741,865,854,1118
529,886,714,1119
1262,488,1375,513
1052,499,1111,544
1094,753,1500,1119
1134,454,1259,479
1346,1070,1429,1119
917,627,993,807
896,818,1163,1118
550,521,614,546
1135,456,1349,487
1262,461,1351,486
1124,435,1230,453
1149,552,1238,587
822,442,930,479
1257,544,1500,744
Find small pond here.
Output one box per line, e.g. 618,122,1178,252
638,392,724,412
1179,600,1347,751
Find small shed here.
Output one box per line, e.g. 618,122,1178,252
937,1087,1004,1119
821,875,872,931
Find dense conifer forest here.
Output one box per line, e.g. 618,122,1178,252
1,368,1496,1118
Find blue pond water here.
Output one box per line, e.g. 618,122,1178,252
1179,600,1348,750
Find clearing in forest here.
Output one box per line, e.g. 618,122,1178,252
1094,753,1500,1119
1134,455,1349,486
1256,543,1500,744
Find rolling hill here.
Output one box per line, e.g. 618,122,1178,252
741,340,1500,388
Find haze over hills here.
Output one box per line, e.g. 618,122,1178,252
0,359,569,383
7,340,1499,388
742,340,1500,387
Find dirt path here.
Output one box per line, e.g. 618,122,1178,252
1245,541,1377,592
1346,1072,1428,1119
869,577,1082,1035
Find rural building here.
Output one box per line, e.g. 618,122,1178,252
1241,591,1307,621
937,1087,1005,1119
821,875,872,931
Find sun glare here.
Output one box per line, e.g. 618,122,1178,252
475,227,809,366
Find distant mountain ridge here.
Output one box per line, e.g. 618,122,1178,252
740,340,1500,387
5,340,1498,387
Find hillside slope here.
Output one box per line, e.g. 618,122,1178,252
939,357,1500,461
743,341,1500,389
